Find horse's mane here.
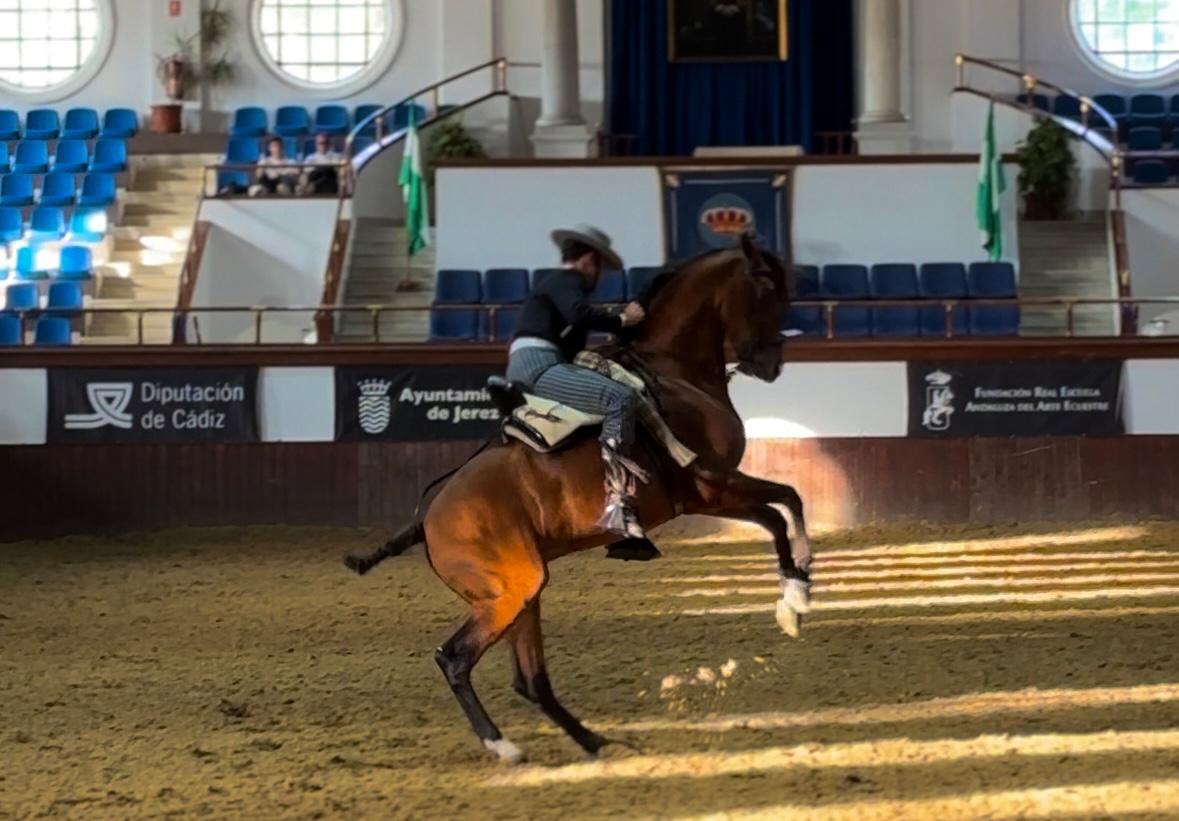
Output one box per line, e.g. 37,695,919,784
634,247,744,310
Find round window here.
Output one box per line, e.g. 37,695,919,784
1069,0,1179,82
0,0,114,101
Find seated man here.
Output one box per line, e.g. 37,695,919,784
506,225,649,539
251,137,298,197
299,133,345,195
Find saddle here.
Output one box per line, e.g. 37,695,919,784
487,353,696,467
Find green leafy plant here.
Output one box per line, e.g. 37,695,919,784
1015,119,1076,220
155,0,237,101
427,118,487,182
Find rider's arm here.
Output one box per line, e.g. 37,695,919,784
548,280,624,334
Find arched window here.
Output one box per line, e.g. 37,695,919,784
0,0,112,98
1070,0,1179,81
252,0,403,94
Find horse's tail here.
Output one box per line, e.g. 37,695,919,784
343,521,424,576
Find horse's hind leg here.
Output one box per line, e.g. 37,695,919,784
510,597,609,757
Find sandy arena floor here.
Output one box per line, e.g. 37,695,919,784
3,522,1179,819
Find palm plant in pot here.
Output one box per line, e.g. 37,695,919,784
153,0,237,133
1015,119,1076,220
426,117,487,219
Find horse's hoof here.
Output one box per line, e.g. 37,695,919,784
781,578,812,614
342,555,368,575
775,597,801,638
483,737,526,765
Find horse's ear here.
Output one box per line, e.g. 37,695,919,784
739,232,758,264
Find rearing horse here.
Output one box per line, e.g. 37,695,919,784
346,235,813,763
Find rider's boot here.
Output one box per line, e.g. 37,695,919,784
599,437,649,541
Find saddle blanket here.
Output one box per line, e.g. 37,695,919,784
502,352,697,468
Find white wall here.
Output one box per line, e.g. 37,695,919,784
0,369,47,445
1122,189,1179,331
189,199,343,343
436,161,1020,271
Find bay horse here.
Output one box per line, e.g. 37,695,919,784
345,235,813,763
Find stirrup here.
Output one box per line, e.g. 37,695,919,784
600,493,646,539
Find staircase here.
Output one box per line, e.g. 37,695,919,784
337,217,436,342
1017,214,1118,336
84,154,216,345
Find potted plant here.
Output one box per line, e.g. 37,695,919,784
1015,119,1076,220
152,0,237,134
426,117,486,221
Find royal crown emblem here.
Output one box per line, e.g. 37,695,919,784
701,206,754,236
358,379,393,435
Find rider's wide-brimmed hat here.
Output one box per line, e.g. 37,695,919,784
550,224,625,272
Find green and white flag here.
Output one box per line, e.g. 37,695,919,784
977,100,1007,262
399,103,430,256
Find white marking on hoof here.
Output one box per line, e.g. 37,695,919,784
781,577,812,614
483,737,525,765
775,597,801,638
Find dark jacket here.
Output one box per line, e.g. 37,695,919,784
512,269,623,359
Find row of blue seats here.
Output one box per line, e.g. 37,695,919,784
0,139,127,175
230,103,429,139
1021,92,1179,129
0,206,107,245
1129,160,1179,185
4,281,86,315
1,245,95,282
1,173,117,208
0,314,76,345
789,262,1019,337
0,108,139,142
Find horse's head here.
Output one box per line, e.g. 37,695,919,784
720,233,789,383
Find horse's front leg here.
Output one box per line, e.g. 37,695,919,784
718,473,813,575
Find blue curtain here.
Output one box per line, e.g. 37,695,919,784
608,0,853,156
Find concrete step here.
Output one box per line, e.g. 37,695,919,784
132,154,219,172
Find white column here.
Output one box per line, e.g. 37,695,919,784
855,0,912,154
531,0,592,158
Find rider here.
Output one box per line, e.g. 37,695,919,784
506,225,649,539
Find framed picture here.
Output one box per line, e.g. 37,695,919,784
669,0,788,63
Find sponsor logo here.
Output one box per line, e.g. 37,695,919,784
358,379,393,435
922,369,955,432
64,383,134,430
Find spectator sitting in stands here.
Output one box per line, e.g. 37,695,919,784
299,133,345,195
251,137,298,197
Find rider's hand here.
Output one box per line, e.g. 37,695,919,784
621,302,646,327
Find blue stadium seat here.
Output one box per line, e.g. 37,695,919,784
1053,96,1082,120
627,266,666,300
13,141,49,174
281,136,302,160
1130,94,1167,129
531,268,562,290
1,173,35,207
24,109,60,140
821,264,871,337
392,103,428,129
5,281,38,312
15,246,53,280
354,104,384,136
351,135,375,154
78,173,116,207
434,269,482,303
1128,126,1163,151
479,306,521,342
219,137,261,190
230,107,268,138
0,142,9,173
101,108,139,139
1133,159,1170,184
34,316,72,345
0,109,20,141
274,106,311,137
0,313,21,345
39,172,77,207
89,139,127,173
968,262,1020,336
429,309,481,342
68,207,108,242
28,206,65,243
314,105,351,136
58,245,93,281
784,264,822,336
1016,93,1050,111
590,269,626,303
53,139,90,173
0,206,22,243
1095,94,1128,128
919,263,970,337
870,263,920,337
483,268,530,303
62,108,100,140
46,281,83,318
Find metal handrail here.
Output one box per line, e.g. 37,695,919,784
10,297,1179,346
